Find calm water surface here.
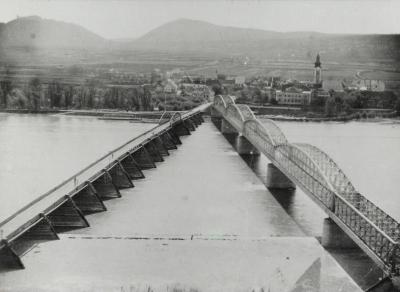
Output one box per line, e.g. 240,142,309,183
1,114,399,234
0,113,153,223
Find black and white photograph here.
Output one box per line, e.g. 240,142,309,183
0,0,399,291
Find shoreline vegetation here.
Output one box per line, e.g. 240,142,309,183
2,107,400,124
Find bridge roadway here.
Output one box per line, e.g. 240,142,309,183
0,111,361,291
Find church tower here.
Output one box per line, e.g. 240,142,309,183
313,53,322,88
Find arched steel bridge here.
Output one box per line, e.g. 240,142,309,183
213,95,400,277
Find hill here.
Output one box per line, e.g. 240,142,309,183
0,16,399,66
132,19,400,62
0,16,106,49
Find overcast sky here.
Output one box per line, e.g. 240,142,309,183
0,0,399,39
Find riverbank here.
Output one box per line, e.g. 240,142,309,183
0,109,61,114
0,108,183,123
257,113,400,122
249,104,398,122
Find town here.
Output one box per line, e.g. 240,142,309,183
1,53,399,120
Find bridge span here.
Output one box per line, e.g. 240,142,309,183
212,95,400,283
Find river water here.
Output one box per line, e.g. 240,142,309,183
239,119,400,237
0,113,153,224
1,114,399,232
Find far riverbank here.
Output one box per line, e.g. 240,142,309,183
257,114,400,123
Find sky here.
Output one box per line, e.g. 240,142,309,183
0,0,399,39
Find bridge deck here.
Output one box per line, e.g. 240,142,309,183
0,121,361,291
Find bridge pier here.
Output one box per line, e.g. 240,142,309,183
160,133,177,150
144,141,164,162
167,130,182,145
72,183,107,214
108,163,134,189
321,218,357,249
120,154,145,180
172,122,191,136
236,135,260,155
46,197,90,232
366,276,400,292
221,119,238,135
6,214,59,259
92,171,121,199
132,147,156,169
152,137,169,156
265,163,296,189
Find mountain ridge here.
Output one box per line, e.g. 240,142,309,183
0,15,106,49
0,16,399,63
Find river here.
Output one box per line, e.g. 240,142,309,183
1,114,399,234
0,113,153,223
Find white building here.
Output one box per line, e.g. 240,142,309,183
164,79,178,94
275,87,312,105
235,76,246,85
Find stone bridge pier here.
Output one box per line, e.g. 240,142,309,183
220,119,237,135
235,135,260,155
265,163,296,189
210,108,223,129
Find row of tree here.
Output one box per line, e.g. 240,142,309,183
0,78,154,111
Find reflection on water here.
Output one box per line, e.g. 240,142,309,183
0,113,153,222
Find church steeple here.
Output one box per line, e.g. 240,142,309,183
314,53,321,68
313,53,322,87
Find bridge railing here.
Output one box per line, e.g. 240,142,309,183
0,103,210,241
212,97,400,275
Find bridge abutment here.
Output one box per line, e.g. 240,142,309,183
236,135,260,155
321,218,357,249
221,119,238,134
265,163,296,189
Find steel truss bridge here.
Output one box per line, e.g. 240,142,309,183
213,95,400,277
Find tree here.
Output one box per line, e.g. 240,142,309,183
252,88,263,103
324,96,337,117
0,79,12,108
8,88,28,109
211,84,223,96
394,97,400,116
270,97,278,105
48,80,63,108
28,77,42,111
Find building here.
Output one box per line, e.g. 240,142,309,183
355,79,385,92
275,87,312,105
164,79,178,94
235,76,246,85
264,87,276,101
180,83,214,100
